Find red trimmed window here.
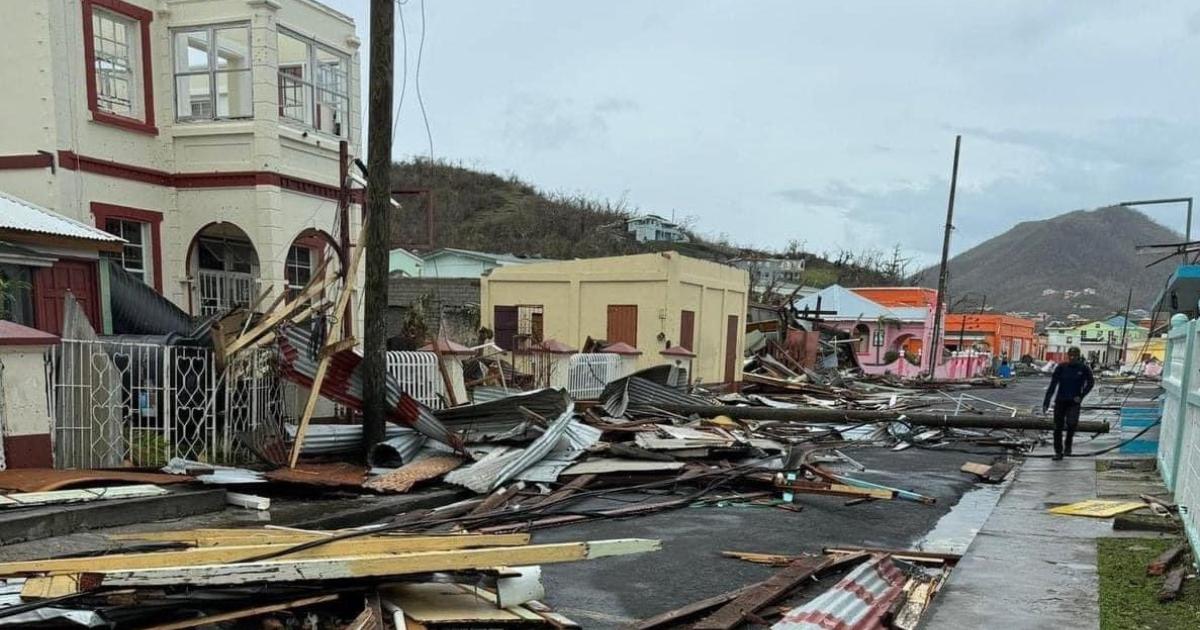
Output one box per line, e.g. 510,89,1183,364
82,0,157,135
91,203,164,293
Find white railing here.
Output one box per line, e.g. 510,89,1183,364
48,340,285,468
195,269,257,316
386,351,448,409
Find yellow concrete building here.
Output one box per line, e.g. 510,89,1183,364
480,252,750,384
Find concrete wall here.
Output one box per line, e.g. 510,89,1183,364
0,347,54,468
0,0,362,328
387,275,481,346
480,252,748,383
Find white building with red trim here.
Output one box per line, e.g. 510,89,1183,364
0,0,362,333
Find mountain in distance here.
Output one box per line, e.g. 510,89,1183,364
915,206,1181,323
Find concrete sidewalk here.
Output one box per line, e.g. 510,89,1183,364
921,437,1130,629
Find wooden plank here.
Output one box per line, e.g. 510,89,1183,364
721,551,801,566
0,534,536,575
143,594,338,630
960,462,992,477
226,492,270,511
1159,565,1187,602
630,583,763,630
692,553,867,630
1148,543,1187,576
288,352,333,468
775,480,894,500
19,575,82,599
824,546,962,562
82,539,660,590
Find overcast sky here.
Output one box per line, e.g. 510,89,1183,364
326,1,1200,266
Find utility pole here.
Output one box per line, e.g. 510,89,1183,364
1118,286,1133,366
927,135,961,376
363,0,394,453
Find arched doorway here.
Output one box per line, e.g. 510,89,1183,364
187,222,260,316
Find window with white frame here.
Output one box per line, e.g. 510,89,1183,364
103,219,151,284
285,245,313,290
173,24,252,121
277,29,350,137
92,8,141,118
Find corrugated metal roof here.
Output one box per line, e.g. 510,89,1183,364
0,190,124,243
772,555,906,630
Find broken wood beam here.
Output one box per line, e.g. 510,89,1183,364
69,539,661,591
1148,543,1188,576
0,533,535,575
287,351,334,468
691,552,868,630
650,403,1112,433
774,479,894,501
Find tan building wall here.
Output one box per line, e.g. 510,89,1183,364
480,252,750,384
0,0,362,326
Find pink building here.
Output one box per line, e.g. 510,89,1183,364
794,285,983,379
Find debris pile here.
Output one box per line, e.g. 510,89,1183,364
0,527,657,627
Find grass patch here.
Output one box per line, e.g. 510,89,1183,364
1098,537,1200,629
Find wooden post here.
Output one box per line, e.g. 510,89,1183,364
363,0,395,454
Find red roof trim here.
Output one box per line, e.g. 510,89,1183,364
602,342,642,356
57,151,352,202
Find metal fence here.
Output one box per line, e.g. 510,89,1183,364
1158,316,1200,563
386,351,447,409
48,339,286,468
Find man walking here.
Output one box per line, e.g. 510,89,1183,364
1043,347,1095,460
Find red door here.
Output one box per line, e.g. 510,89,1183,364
679,310,695,351
34,260,100,335
724,314,739,384
606,305,638,347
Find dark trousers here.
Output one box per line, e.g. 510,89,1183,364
1053,399,1081,456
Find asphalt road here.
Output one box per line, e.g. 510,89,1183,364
533,444,1005,627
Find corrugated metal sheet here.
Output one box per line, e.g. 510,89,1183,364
288,423,420,456
600,375,715,417
0,189,124,243
434,388,570,439
444,401,600,493
772,555,906,630
367,432,431,467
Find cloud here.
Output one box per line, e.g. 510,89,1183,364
500,95,640,152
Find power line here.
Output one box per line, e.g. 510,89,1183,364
415,0,434,160
391,0,409,145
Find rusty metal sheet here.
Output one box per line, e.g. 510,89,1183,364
265,463,368,488
363,456,463,494
0,469,194,493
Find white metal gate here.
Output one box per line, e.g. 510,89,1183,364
561,353,622,400
49,339,285,468
386,351,447,409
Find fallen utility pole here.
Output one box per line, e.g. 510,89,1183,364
363,0,395,453
651,403,1110,433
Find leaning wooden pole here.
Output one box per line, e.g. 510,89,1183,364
363,0,395,453
927,135,961,376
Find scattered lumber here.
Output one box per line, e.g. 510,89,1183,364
825,546,961,564
59,539,661,592
142,594,339,630
630,583,762,630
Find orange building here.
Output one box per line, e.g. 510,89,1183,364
944,313,1037,359
850,287,940,309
